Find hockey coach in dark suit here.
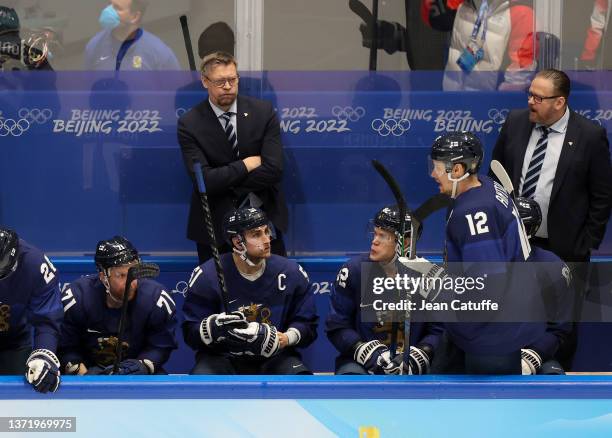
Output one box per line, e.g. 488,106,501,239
491,69,612,369
178,51,287,263
492,69,612,264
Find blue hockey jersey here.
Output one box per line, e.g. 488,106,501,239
182,254,318,353
444,176,544,354
326,254,444,357
0,240,63,352
58,275,178,370
526,246,573,360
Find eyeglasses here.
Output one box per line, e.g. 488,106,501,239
204,75,239,88
527,91,562,104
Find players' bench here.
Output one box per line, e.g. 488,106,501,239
51,256,612,373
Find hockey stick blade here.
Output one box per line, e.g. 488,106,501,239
413,193,452,223
129,262,160,280
490,159,515,198
180,15,196,72
372,159,411,257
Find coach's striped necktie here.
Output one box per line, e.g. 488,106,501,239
521,126,550,198
220,112,238,158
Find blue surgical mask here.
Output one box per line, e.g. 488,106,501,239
99,5,120,30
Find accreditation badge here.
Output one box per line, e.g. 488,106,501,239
132,55,142,69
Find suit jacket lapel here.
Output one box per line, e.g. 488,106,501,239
512,113,535,188
550,111,579,203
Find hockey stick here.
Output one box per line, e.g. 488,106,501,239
348,0,378,71
371,159,411,365
180,15,197,72
193,161,231,312
490,159,515,198
112,262,160,374
369,0,379,71
490,159,531,259
413,193,453,224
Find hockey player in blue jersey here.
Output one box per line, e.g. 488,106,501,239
183,207,318,374
401,132,545,374
516,197,572,375
58,236,177,375
0,228,63,393
326,206,444,375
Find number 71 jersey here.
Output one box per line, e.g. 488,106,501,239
445,175,531,265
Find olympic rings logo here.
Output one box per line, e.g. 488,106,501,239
0,118,30,137
18,108,53,124
332,105,366,122
176,108,188,118
371,118,411,136
488,108,509,125
171,281,188,298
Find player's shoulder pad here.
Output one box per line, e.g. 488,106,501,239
268,255,310,284
132,278,176,318
60,275,100,317
135,278,168,299
66,274,100,299
18,239,49,270
345,254,369,272
185,258,219,295
18,240,59,288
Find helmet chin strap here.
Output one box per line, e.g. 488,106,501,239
232,236,264,268
101,271,123,306
446,170,471,198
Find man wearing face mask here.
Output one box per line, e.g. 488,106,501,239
84,0,179,71
0,228,63,393
58,236,178,375
182,207,318,375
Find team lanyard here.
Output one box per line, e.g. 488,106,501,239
470,0,490,43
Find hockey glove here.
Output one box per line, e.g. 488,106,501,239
521,348,543,375
25,349,61,393
354,340,402,375
228,321,280,358
360,20,406,54
65,362,87,375
200,311,248,346
407,344,433,375
108,358,155,375
398,256,447,301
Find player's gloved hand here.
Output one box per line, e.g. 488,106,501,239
407,344,433,375
540,360,565,375
359,20,406,54
25,349,61,393
354,340,402,375
228,321,280,358
109,358,155,375
521,348,543,375
398,256,447,301
199,311,248,346
65,362,88,375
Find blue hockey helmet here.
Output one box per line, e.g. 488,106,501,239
94,236,139,272
430,131,484,174
515,197,542,239
373,205,422,240
223,207,269,243
0,228,18,279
